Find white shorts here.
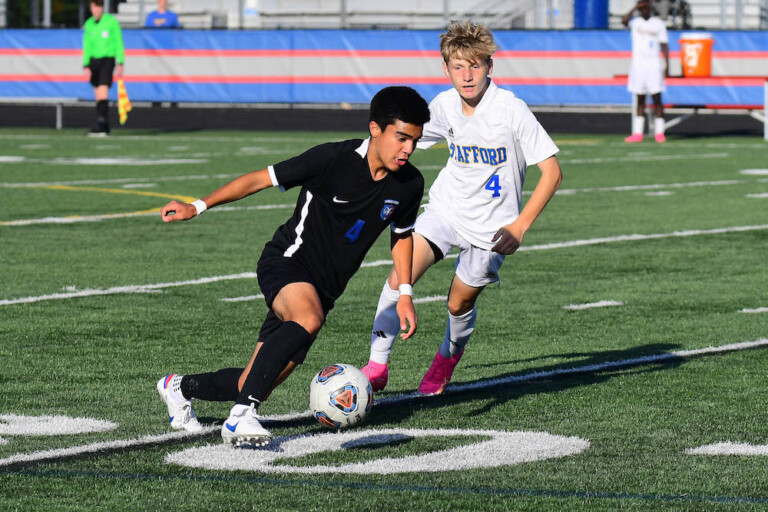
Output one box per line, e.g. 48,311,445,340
628,62,666,95
415,210,505,288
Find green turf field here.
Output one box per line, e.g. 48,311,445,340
1,128,767,511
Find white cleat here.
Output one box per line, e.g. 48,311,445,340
221,403,272,447
156,374,205,433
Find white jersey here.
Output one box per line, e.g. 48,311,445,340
629,16,668,67
417,79,559,250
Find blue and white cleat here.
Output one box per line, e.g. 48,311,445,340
221,403,272,447
156,374,204,433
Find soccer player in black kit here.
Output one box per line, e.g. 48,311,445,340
156,86,430,446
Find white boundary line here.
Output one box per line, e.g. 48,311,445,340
0,273,258,306
0,427,218,468
563,300,624,311
4,224,768,306
1,339,764,467
740,307,768,314
1,178,753,227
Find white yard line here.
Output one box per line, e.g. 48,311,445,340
739,307,768,314
686,442,768,456
2,338,765,467
3,224,768,306
0,178,753,227
0,273,258,306
560,152,730,165
563,300,624,311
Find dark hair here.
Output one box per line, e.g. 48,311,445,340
91,0,104,6
369,86,430,131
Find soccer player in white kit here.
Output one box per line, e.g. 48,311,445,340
361,21,563,395
623,0,670,143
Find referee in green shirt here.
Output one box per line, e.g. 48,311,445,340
83,0,124,136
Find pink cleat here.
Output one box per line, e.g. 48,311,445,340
655,133,666,143
624,133,643,143
361,360,388,391
418,350,464,395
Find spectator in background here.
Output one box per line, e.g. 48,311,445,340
623,0,670,143
145,0,180,28
82,0,124,136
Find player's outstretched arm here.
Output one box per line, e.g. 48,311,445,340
160,168,273,223
390,231,417,340
492,155,562,254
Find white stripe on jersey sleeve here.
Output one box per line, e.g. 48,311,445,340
283,191,313,257
391,223,415,234
267,165,285,192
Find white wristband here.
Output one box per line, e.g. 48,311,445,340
398,284,413,296
191,199,207,217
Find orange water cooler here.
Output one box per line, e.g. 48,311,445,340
679,32,714,77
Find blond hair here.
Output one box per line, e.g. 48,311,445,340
439,21,499,64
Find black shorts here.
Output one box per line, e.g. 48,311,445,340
257,255,336,314
256,255,335,365
88,57,116,88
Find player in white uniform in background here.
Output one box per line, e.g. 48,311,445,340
623,0,670,143
361,21,563,395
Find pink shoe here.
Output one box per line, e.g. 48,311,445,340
624,133,643,143
418,350,463,395
361,360,388,392
655,133,666,143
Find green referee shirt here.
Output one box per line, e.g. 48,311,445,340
82,13,125,67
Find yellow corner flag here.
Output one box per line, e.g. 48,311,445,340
117,79,132,126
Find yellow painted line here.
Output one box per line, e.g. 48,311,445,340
45,185,196,203
0,185,194,226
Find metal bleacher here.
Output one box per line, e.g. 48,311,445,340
114,0,574,30
112,0,767,30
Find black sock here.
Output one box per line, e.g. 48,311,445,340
96,100,109,131
180,367,243,401
236,321,312,407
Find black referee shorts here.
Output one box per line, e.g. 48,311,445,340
88,57,116,88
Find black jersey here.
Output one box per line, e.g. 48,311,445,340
261,138,424,302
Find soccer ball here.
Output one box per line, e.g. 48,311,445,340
308,363,372,429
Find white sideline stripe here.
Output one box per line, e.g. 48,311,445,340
740,307,768,314
376,338,768,407
0,178,753,227
563,300,624,311
686,442,768,456
515,224,768,252
5,224,768,305
739,169,768,175
219,294,447,304
1,339,764,465
0,174,240,187
0,273,258,306
557,180,742,195
0,427,219,468
414,295,447,304
747,193,768,198
560,152,729,165
220,294,264,302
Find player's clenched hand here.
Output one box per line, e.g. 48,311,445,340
491,226,522,255
396,295,417,340
161,200,196,223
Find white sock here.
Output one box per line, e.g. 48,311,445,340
654,116,665,135
438,307,477,358
632,116,645,135
369,282,401,364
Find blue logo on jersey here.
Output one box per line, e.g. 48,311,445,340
449,143,507,165
380,199,399,221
